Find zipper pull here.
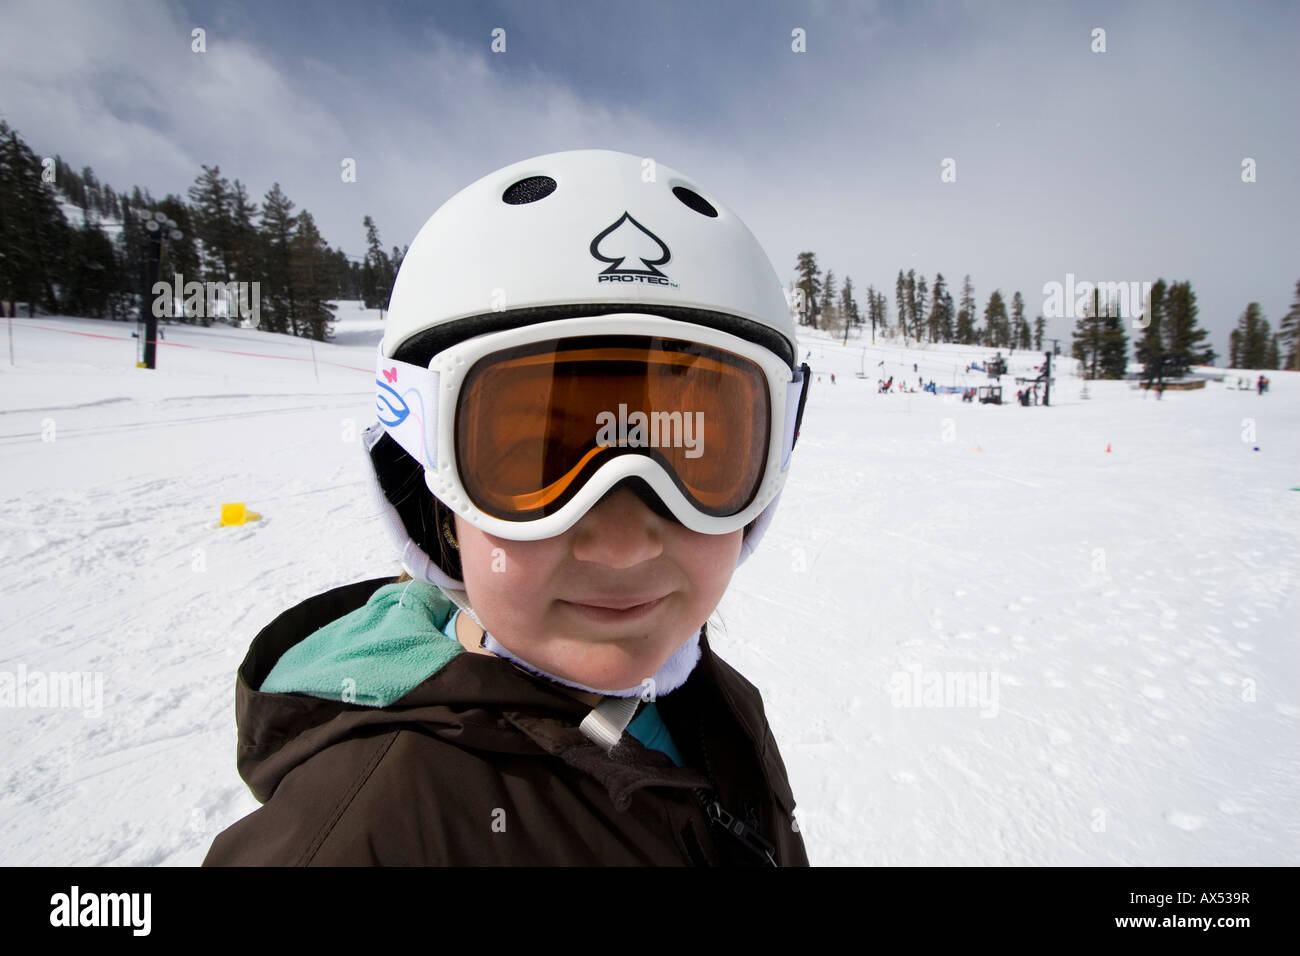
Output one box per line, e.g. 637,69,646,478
704,796,778,866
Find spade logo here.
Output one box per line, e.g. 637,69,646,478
590,212,673,283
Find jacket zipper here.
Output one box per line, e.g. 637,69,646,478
691,718,778,867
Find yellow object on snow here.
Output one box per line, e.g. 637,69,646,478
220,503,262,526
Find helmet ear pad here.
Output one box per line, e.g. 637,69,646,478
368,430,463,582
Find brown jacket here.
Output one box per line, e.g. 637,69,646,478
203,575,810,866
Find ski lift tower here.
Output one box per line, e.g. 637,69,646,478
137,210,184,370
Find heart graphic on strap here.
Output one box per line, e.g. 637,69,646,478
382,367,397,383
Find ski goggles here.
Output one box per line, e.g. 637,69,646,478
374,315,809,541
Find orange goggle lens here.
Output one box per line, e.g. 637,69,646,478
455,336,771,521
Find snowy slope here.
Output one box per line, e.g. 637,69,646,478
57,199,124,240
0,307,1296,865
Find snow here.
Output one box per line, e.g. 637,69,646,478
0,306,1295,865
57,199,124,239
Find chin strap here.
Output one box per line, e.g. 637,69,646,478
478,625,701,699
579,697,642,751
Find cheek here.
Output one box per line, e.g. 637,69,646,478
679,530,743,602
455,522,552,611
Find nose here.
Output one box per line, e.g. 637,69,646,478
569,482,667,569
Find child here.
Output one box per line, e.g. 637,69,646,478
203,149,812,866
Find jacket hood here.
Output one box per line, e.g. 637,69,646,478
232,576,602,803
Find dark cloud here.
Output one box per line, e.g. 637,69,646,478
2,0,1295,352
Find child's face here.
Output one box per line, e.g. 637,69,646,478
455,485,742,691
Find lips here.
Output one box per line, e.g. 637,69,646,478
565,594,666,610
559,594,668,621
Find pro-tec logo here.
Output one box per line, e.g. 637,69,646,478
590,213,677,287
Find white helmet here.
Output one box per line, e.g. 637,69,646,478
361,148,807,595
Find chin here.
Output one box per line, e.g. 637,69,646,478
555,640,675,691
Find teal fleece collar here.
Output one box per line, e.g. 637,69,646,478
259,579,464,706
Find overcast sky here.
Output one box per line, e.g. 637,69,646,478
2,0,1296,356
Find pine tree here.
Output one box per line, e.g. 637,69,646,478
1033,315,1045,350
819,268,838,333
1134,279,1167,379
905,270,918,342
928,273,947,343
1071,290,1106,379
793,252,821,328
229,179,259,281
895,270,908,344
956,275,975,345
914,274,928,343
839,275,859,340
0,120,68,315
155,194,200,292
260,183,298,335
1231,303,1272,369
0,121,19,314
80,165,100,220
1098,311,1129,378
188,165,236,280
1164,280,1213,374
389,244,406,292
104,183,121,221
290,211,338,341
983,290,1008,350
1011,291,1029,349
867,286,888,333
61,222,119,318
1279,279,1300,370
361,215,394,313
114,204,149,318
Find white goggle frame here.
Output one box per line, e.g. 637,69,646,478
373,314,806,542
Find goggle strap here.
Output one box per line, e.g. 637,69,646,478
375,342,441,470
781,364,810,469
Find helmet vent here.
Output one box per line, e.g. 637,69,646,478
502,176,557,205
672,186,718,218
